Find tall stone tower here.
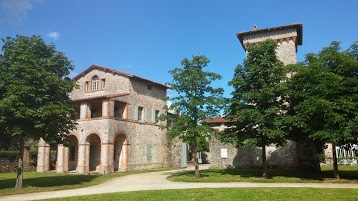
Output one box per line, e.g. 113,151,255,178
237,23,303,65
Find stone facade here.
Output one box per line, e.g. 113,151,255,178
37,64,184,174
237,23,302,66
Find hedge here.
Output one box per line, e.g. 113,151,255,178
0,150,38,161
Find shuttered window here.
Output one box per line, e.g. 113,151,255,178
147,144,152,161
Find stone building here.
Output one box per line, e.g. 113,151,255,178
37,64,184,174
205,23,320,170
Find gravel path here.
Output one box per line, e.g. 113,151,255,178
1,165,357,201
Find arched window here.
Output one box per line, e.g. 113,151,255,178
92,76,99,91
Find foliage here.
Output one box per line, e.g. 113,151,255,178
0,151,19,160
222,39,288,177
0,35,77,143
164,55,225,177
285,41,358,178
0,35,77,187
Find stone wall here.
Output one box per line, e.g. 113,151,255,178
242,27,298,65
207,137,320,171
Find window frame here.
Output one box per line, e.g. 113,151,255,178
92,76,99,91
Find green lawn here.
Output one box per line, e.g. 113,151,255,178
44,188,358,201
1,165,357,198
0,168,172,196
168,165,358,183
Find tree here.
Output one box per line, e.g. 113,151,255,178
223,39,288,178
165,55,224,177
0,35,77,188
286,41,358,179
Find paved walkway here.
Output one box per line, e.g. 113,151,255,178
1,165,358,201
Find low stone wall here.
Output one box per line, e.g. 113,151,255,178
0,148,36,173
207,137,320,171
0,159,36,173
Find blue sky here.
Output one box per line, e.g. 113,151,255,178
1,0,357,98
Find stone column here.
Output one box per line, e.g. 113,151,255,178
121,141,129,172
37,138,50,172
23,146,30,171
80,102,88,119
56,145,69,173
77,143,89,174
100,143,114,174
102,100,109,118
108,100,115,118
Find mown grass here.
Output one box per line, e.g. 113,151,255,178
0,168,173,196
44,188,358,201
168,165,358,183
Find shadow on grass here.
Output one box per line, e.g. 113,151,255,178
170,166,358,182
0,174,100,190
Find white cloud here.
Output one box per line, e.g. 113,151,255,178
0,0,35,24
47,31,60,40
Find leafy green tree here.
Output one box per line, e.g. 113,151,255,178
223,39,288,178
165,55,224,177
285,41,358,179
0,35,77,188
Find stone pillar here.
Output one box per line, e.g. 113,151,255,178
23,146,30,171
56,145,69,173
80,102,88,119
121,141,129,172
102,100,109,118
108,100,115,118
37,138,50,172
100,143,113,174
77,143,89,174
108,143,114,173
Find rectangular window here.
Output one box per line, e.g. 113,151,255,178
154,110,160,124
85,82,89,92
101,79,106,89
138,106,144,121
147,144,152,161
70,146,75,161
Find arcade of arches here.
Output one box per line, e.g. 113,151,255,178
37,133,129,174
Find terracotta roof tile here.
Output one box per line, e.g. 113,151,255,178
72,93,129,102
202,117,231,123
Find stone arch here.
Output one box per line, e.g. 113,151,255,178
86,133,102,171
67,134,79,171
113,133,129,172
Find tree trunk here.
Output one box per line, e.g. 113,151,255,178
15,137,24,188
331,143,340,179
193,133,200,178
190,145,195,163
262,145,268,178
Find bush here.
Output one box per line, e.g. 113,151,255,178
0,150,19,161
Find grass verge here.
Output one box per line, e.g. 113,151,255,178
43,188,358,201
0,168,173,196
168,165,358,183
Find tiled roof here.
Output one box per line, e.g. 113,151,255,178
72,93,129,102
202,117,231,123
73,64,170,89
236,23,303,50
